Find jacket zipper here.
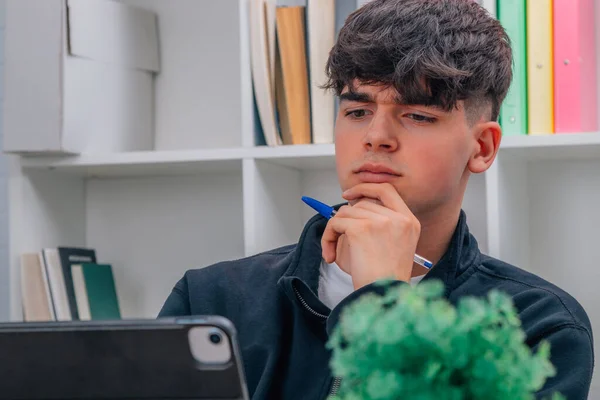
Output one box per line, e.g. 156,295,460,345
292,284,342,397
329,377,342,397
293,285,328,319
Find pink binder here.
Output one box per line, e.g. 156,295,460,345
553,0,598,133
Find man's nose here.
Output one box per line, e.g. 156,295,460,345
362,115,399,152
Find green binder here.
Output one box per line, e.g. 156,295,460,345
498,0,527,135
72,263,121,320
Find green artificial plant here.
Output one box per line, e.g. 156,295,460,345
327,279,565,400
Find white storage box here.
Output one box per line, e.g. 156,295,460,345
2,0,160,155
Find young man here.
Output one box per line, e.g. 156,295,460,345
159,0,594,398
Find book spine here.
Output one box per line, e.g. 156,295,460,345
480,0,497,18
553,0,598,133
498,0,527,135
307,0,335,144
276,6,312,145
527,0,553,135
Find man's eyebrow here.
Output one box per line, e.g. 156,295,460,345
339,90,448,112
339,91,374,103
397,98,448,112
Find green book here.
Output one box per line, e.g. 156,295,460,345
498,0,527,135
71,263,121,320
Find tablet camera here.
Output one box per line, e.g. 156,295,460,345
209,331,222,345
188,326,232,366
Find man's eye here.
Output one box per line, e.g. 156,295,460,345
345,109,368,119
408,114,436,123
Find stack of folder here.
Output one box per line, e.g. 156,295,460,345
497,0,597,135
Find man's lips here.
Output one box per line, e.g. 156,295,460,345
354,163,402,183
355,171,399,183
354,162,401,176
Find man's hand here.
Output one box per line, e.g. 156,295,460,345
321,183,421,290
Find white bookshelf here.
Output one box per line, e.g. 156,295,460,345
19,133,600,175
3,0,600,395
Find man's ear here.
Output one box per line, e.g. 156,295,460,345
467,122,502,174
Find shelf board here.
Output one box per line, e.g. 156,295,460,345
20,147,252,178
500,132,600,160
20,144,337,177
18,133,600,178
252,143,336,170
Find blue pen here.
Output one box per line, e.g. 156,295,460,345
301,196,433,269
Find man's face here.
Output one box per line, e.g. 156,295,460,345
334,81,478,217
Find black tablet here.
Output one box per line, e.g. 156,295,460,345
0,316,249,400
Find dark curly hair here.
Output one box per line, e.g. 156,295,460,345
324,0,513,124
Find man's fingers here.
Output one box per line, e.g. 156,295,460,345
351,199,397,218
321,217,353,263
342,183,409,213
334,204,385,220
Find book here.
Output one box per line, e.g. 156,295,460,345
275,45,293,145
71,263,121,320
335,0,356,38
553,0,598,133
527,0,554,134
41,248,72,321
57,246,97,320
20,253,55,322
249,0,282,146
275,6,312,145
307,0,335,144
498,0,527,135
332,1,359,119
265,0,277,102
478,0,497,18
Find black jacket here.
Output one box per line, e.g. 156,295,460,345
158,210,594,399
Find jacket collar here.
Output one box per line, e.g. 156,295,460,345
278,206,481,313
419,209,482,296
